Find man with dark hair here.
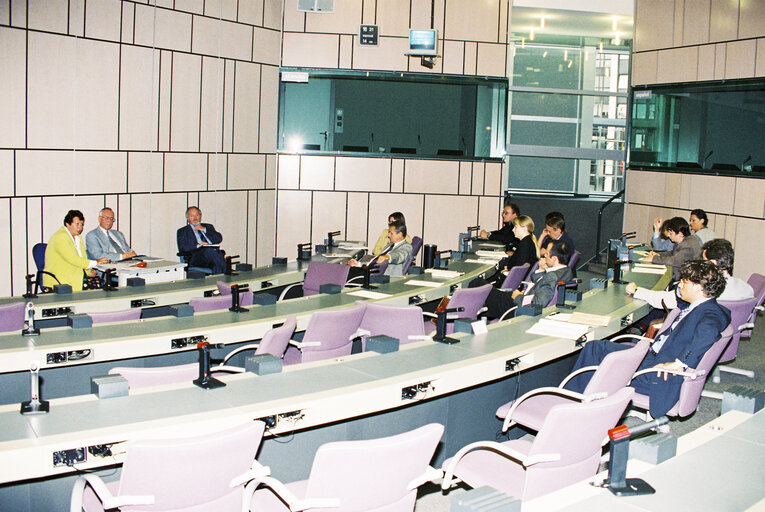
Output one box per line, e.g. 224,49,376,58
44,210,109,291
377,220,412,278
177,206,226,274
689,208,716,244
538,212,575,256
479,203,520,254
643,216,701,279
651,216,675,252
570,259,730,417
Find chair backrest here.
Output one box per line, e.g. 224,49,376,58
523,387,634,500
118,421,265,511
189,292,253,312
255,316,297,358
32,243,47,272
717,297,759,362
300,304,366,362
747,273,765,309
402,236,424,273
568,250,581,271
653,307,683,338
302,423,444,512
303,261,350,296
582,339,651,395
88,308,142,324
109,363,199,389
499,263,530,291
216,281,232,295
449,284,493,320
0,302,26,332
358,302,426,348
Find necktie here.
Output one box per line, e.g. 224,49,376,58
199,229,211,244
652,306,692,354
378,243,393,256
107,231,124,253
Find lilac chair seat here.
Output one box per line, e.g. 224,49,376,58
742,273,765,337
0,302,26,332
424,283,493,335
303,261,350,296
189,291,253,312
357,302,427,350
88,308,142,324
220,317,298,364
283,304,366,365
499,263,530,291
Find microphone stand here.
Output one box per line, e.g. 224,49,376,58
433,306,465,344
21,362,49,415
193,341,226,389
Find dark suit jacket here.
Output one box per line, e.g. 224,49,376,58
177,223,223,253
514,266,573,308
488,223,518,252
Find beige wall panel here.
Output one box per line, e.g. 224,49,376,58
222,59,235,152
9,197,27,296
246,190,258,264
305,0,361,34
199,190,246,258
721,215,737,249
134,4,192,52
200,56,224,153
311,191,347,246
74,38,120,149
266,154,277,189
41,195,105,244
479,196,502,233
256,189,276,265
193,15,252,60
0,150,13,197
623,203,651,243
158,50,173,151
376,0,411,37
442,40,465,75
26,197,43,266
733,177,765,218
732,217,765,280
229,153,267,190
208,153,228,190
697,44,716,82
672,0,684,46
1,1,9,25
423,194,477,251
631,51,658,85
264,0,282,30
689,174,735,214
339,34,353,69
120,45,159,150
85,0,121,42
664,172,690,209
335,157,390,192
282,33,339,68
410,0,433,30
634,0,675,51
170,52,201,151
656,46,698,84
404,160,459,195
367,193,425,243
155,0,175,9
282,0,305,32
458,162,472,195
757,39,765,77
444,0,499,43
391,159,404,193
204,0,237,20
354,37,408,72
130,192,186,260
484,162,501,196
259,65,279,153
498,0,508,43
117,195,131,243
299,155,334,190
739,0,765,39
121,2,134,43
253,27,281,65
278,155,300,189
476,43,506,77
275,189,311,257
164,152,207,191
471,166,484,196
682,0,710,46
714,43,726,80
464,42,477,75
345,192,369,243
625,170,666,205
16,151,126,195
10,0,25,28
725,39,756,79
0,28,25,148
709,0,739,42
238,0,264,25
127,152,164,193
175,0,205,15
28,0,67,33
232,61,261,152
71,0,85,36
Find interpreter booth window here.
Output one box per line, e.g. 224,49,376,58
629,79,765,176
277,69,507,161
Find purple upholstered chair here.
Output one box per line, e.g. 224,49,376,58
357,302,428,350
742,273,765,338
283,304,366,365
278,261,350,299
108,363,200,389
0,302,26,332
248,423,444,512
496,339,650,433
499,263,530,291
216,280,232,295
220,317,298,363
88,308,142,324
401,236,423,274
709,297,759,383
71,421,267,512
423,284,493,336
631,325,734,420
442,387,634,501
189,291,253,312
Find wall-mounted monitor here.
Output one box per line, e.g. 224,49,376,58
408,29,438,56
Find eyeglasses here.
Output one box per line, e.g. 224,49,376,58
100,216,115,221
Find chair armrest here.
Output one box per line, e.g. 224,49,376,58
558,366,599,389
289,340,322,349
221,344,261,365
498,306,518,322
406,465,443,491
502,386,602,432
422,311,437,319
345,275,364,285
278,283,303,301
212,365,245,374
738,322,755,332
408,334,431,341
610,333,651,344
243,476,340,512
229,459,271,488
70,474,154,512
632,367,705,380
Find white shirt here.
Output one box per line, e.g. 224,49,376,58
634,273,754,309
65,229,96,268
652,297,710,354
99,226,125,252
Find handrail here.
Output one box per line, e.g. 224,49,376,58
594,189,625,264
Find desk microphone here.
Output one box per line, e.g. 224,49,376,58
23,274,37,299
229,283,250,313
193,341,226,389
102,268,117,291
22,302,40,336
433,306,465,345
21,361,49,415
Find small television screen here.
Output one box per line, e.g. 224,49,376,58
408,29,438,56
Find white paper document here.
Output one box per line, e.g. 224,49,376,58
405,280,443,288
347,290,391,299
475,250,505,260
631,266,667,275
424,269,464,280
526,318,591,340
464,259,501,265
546,311,611,327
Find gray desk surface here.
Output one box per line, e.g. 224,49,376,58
0,264,671,484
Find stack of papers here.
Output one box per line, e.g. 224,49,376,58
546,312,611,327
347,290,391,299
405,280,443,288
424,269,464,280
526,318,591,340
464,259,502,265
632,263,667,275
475,250,505,260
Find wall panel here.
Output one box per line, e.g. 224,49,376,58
0,28,25,148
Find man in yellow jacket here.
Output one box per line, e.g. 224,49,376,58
44,210,109,291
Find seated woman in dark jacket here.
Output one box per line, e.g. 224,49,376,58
497,215,539,273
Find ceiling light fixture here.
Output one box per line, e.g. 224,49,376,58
614,32,621,45
529,30,535,41
564,49,568,61
542,50,548,58
599,41,604,52
539,16,545,29
567,59,573,68
612,17,618,31
521,37,525,48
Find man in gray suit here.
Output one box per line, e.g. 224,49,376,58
85,207,136,262
379,221,413,278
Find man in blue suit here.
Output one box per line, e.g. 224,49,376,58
85,207,136,261
177,206,226,274
568,259,730,418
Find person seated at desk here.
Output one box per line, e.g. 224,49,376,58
627,238,754,308
496,215,538,274
568,259,730,418
44,209,109,291
471,239,573,319
371,211,411,255
349,221,412,278
85,207,136,262
651,216,675,252
642,216,701,280
479,202,520,254
689,208,717,245
177,206,226,274
538,212,575,257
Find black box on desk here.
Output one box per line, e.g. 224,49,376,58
126,277,145,287
515,304,543,317
453,318,475,334
235,263,253,272
589,278,608,290
54,284,72,294
630,433,677,465
366,335,399,354
245,354,283,375
170,305,194,317
315,244,327,254
187,270,206,279
370,274,390,284
67,313,92,329
272,257,287,265
721,385,765,414
319,283,342,294
408,266,424,275
565,290,583,302
298,250,312,261
252,294,277,305
91,374,129,399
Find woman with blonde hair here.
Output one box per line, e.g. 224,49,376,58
499,215,538,272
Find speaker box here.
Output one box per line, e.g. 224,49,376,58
297,0,334,12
